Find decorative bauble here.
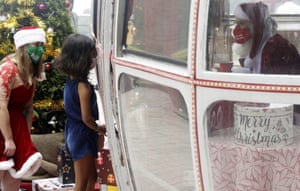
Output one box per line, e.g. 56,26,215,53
39,3,46,10
65,0,70,8
32,115,37,122
47,27,54,33
45,63,51,71
0,15,7,21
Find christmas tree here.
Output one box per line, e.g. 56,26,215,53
0,0,75,133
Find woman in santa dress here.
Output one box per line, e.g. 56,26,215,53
0,26,45,191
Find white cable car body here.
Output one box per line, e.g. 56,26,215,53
91,0,300,190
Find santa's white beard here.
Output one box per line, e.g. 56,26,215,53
232,39,253,58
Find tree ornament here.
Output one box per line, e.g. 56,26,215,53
0,14,7,21
47,27,54,34
32,115,37,122
45,63,52,71
39,3,46,10
65,0,71,8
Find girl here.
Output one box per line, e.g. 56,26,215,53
55,33,106,191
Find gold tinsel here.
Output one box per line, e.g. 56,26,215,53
33,99,64,111
17,0,35,5
0,17,18,29
0,40,15,55
43,32,58,59
3,0,35,5
17,9,46,29
0,9,46,30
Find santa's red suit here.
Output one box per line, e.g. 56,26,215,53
232,2,300,74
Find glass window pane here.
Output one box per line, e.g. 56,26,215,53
207,100,300,190
119,74,195,190
123,0,191,63
207,0,300,74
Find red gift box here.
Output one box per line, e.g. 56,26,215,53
97,149,117,186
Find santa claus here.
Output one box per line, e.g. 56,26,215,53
231,2,300,74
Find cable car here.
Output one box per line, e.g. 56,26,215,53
91,0,300,190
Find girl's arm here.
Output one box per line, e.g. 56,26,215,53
78,82,105,134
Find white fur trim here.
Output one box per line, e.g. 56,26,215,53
0,158,14,170
8,152,42,179
234,4,249,20
14,28,46,49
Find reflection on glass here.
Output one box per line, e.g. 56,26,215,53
207,100,300,190
123,0,190,63
207,0,300,74
119,74,195,190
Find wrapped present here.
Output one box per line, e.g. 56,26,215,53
97,149,117,186
32,177,74,191
100,184,119,191
107,185,118,191
57,145,75,184
94,182,100,191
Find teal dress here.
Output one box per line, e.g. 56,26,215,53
63,78,99,160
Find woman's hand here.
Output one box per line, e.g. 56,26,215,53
4,138,16,157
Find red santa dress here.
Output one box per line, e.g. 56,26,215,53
0,59,42,179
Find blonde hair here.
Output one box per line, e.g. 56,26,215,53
15,46,43,86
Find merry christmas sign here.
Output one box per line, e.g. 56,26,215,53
234,103,293,147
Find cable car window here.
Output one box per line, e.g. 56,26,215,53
122,0,191,64
207,0,300,74
118,74,195,190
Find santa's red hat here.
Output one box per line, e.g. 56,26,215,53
14,26,46,49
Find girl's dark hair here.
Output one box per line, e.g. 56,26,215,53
55,33,96,81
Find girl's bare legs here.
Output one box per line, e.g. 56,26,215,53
1,171,20,191
74,154,97,191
